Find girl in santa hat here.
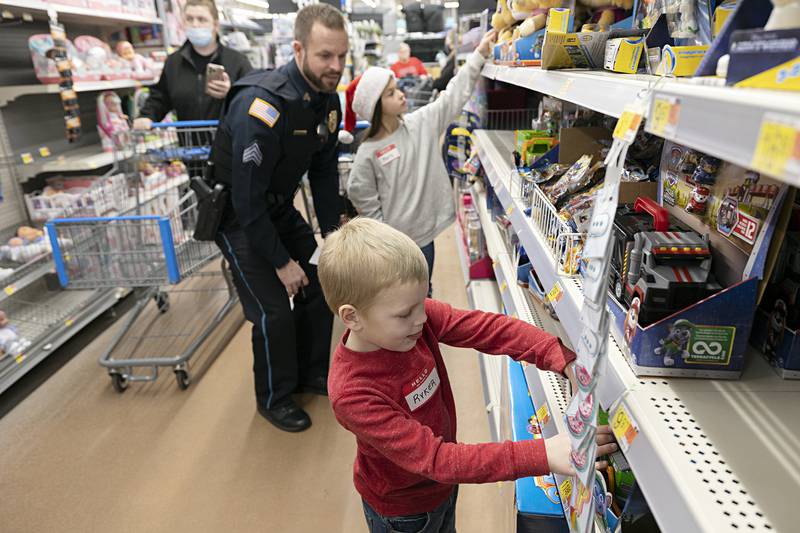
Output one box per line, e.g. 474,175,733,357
347,30,496,293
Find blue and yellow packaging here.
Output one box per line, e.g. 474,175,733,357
604,36,645,73
655,44,709,77
546,7,571,33
727,28,800,91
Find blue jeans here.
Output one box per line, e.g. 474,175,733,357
420,242,435,297
362,488,458,533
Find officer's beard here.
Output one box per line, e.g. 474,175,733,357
302,56,340,93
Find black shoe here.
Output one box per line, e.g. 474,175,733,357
257,399,311,432
294,376,328,396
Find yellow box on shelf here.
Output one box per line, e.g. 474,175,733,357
655,45,709,77
605,36,645,74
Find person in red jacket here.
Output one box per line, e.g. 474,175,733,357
391,43,429,79
318,218,617,533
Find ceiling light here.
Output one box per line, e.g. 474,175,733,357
237,0,270,9
361,0,377,7
444,1,459,7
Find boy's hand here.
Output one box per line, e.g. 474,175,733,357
477,30,498,58
544,426,619,476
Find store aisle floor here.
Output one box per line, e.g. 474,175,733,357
0,226,512,533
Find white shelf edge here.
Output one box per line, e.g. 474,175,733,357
0,79,156,107
452,221,471,286
0,0,162,24
482,63,800,185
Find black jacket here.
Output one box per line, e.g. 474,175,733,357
140,40,252,122
212,61,342,268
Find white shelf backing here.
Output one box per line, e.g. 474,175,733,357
0,79,157,108
452,220,471,286
467,279,505,442
646,83,800,187
482,64,649,119
476,128,790,533
0,0,162,25
482,64,800,185
474,128,635,408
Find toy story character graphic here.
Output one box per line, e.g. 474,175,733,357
623,297,641,345
716,196,739,237
764,299,788,363
654,319,693,367
686,185,711,215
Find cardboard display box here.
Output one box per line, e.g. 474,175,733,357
608,141,789,378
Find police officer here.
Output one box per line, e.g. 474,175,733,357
210,4,348,432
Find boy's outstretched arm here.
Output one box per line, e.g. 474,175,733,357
332,388,551,484
425,299,576,375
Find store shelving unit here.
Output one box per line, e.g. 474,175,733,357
474,126,800,532
0,1,166,393
0,0,162,25
0,79,156,107
482,64,800,186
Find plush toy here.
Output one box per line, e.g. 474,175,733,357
581,0,634,30
492,0,517,31
0,311,32,360
518,12,548,37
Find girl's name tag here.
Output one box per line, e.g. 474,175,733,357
376,143,400,166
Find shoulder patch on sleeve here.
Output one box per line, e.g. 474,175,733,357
248,97,280,127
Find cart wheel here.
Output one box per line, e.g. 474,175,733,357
175,369,191,390
110,373,128,393
154,292,170,313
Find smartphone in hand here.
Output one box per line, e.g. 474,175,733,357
206,63,226,83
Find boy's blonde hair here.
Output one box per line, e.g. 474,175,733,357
318,218,428,313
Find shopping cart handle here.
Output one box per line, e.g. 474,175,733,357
151,120,219,128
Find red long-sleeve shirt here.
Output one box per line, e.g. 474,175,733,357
329,298,576,517
391,57,428,78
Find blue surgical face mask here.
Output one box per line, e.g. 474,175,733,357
186,27,214,48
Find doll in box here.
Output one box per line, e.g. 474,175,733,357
0,311,32,360
97,91,130,152
115,40,154,80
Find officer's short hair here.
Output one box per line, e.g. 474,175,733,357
318,218,428,313
183,0,219,21
294,4,346,45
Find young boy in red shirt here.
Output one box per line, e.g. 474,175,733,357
318,218,616,533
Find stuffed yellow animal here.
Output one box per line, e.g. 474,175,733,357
518,12,548,37
580,0,634,30
491,0,517,30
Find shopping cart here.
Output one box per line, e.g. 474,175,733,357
398,76,436,112
45,121,239,392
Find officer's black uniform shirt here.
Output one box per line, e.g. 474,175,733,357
216,60,342,269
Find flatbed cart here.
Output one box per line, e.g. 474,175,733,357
45,121,238,392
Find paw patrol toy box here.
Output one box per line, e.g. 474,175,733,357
607,141,789,378
750,201,800,379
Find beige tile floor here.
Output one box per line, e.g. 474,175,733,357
0,226,512,533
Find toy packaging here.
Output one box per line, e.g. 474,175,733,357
726,27,800,91
607,140,788,378
750,193,800,378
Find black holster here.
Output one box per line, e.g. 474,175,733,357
191,162,229,241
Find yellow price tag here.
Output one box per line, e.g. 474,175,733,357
752,115,800,178
20,152,34,165
499,281,508,293
613,110,643,143
547,281,563,304
536,402,550,426
649,97,680,138
611,403,639,452
506,205,514,216
559,477,573,501
39,146,51,157
4,286,15,296
65,318,74,327
15,354,26,364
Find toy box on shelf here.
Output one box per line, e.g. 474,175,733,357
493,4,575,66
456,181,495,280
607,140,788,378
750,191,800,379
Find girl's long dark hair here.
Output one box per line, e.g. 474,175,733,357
367,100,383,139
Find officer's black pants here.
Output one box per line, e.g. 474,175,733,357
215,207,332,409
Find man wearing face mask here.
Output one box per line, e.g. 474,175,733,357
207,4,348,432
133,0,251,129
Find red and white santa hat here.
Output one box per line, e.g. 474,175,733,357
351,67,394,122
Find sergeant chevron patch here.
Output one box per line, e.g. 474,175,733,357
242,142,263,166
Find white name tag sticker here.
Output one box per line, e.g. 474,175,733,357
376,143,400,166
403,366,440,411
